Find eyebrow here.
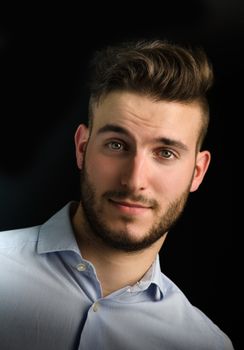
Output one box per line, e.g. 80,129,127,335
97,124,130,136
97,123,189,151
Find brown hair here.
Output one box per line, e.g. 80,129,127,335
88,39,214,148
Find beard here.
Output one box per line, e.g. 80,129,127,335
79,164,192,253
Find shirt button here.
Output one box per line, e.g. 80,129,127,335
76,263,86,271
93,302,99,312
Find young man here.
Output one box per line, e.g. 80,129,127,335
0,39,234,349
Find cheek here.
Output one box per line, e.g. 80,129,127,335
153,166,193,199
86,155,121,187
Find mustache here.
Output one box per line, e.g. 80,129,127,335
103,190,159,209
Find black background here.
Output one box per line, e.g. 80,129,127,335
0,2,241,348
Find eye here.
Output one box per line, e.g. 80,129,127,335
107,141,125,151
157,149,175,159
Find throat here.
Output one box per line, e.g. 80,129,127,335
71,201,166,296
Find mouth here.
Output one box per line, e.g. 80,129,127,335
109,199,151,215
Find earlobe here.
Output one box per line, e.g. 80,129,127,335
190,150,211,192
74,124,89,169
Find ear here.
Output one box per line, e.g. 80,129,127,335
190,150,211,192
74,124,89,169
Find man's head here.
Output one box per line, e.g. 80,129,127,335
88,39,213,150
74,39,213,253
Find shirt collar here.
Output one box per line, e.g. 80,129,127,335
37,201,80,255
130,254,166,300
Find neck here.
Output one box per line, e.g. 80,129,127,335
72,203,167,297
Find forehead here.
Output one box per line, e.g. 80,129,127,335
92,91,202,144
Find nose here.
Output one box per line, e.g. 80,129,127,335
120,153,148,191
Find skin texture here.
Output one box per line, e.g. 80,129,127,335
72,91,211,296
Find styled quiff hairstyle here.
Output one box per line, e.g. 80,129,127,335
88,39,214,148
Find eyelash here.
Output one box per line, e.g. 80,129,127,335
105,140,177,160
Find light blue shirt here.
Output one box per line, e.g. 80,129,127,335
0,202,234,349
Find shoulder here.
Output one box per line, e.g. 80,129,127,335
158,272,234,349
160,271,216,325
0,225,40,249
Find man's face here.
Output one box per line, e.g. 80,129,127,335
75,91,210,252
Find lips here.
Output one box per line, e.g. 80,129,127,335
109,198,151,215
110,199,150,209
